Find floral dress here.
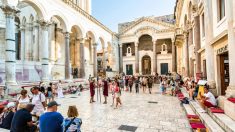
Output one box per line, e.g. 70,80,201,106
63,117,82,132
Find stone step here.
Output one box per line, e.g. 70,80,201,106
181,88,225,132
208,108,235,132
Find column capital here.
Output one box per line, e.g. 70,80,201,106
93,43,98,47
119,44,122,48
37,19,51,30
0,5,20,18
64,32,70,39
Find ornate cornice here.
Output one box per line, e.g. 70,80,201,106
62,0,115,36
119,27,174,38
119,17,174,35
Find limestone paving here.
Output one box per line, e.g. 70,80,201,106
57,85,191,132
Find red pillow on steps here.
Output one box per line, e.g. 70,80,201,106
210,108,224,113
190,123,206,129
228,98,235,103
187,114,199,119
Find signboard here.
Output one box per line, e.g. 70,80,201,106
217,45,228,55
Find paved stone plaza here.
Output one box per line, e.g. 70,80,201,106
57,85,191,132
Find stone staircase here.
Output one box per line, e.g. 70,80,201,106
181,88,235,132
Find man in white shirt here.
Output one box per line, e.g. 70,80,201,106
199,85,217,109
31,87,46,117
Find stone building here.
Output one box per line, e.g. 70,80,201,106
118,15,176,75
174,0,235,121
0,0,119,85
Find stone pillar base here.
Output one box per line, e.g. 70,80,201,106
226,85,235,98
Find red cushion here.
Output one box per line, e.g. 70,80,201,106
8,93,17,96
187,114,199,119
190,123,206,129
228,98,235,103
0,101,9,106
210,108,224,113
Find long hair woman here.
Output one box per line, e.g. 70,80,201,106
63,106,82,132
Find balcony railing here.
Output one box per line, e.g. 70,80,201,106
62,0,114,35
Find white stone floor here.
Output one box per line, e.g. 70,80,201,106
57,85,192,132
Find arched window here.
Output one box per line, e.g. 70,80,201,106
126,46,132,56
162,43,167,51
161,43,168,54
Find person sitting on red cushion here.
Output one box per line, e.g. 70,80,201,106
199,85,217,109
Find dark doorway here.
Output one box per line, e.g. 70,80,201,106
142,56,151,75
220,52,229,95
161,63,168,75
126,64,133,75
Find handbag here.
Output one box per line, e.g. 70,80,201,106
64,117,76,132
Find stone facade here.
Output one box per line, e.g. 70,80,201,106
174,0,235,121
118,16,175,75
0,0,119,85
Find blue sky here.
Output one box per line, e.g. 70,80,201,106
92,0,176,32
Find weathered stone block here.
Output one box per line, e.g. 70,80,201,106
224,99,235,120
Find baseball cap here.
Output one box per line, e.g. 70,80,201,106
47,101,60,108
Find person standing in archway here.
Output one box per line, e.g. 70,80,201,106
148,77,153,94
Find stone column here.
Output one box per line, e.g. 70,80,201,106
38,20,50,81
184,32,190,77
1,6,19,85
135,42,139,74
188,28,194,77
93,43,97,77
119,44,123,73
64,32,71,79
152,40,157,74
226,0,235,97
204,0,216,89
171,38,177,73
79,39,85,78
33,23,39,61
194,15,202,74
20,25,25,61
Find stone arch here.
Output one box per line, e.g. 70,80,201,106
138,34,153,51
86,31,96,44
135,27,155,41
29,14,34,23
19,0,48,19
22,16,26,25
50,14,68,32
69,25,83,78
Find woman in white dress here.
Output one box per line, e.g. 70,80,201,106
57,80,64,98
15,89,31,110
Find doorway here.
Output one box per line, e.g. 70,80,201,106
220,52,229,95
126,64,133,75
161,63,168,75
142,56,151,75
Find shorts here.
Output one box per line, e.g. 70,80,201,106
47,91,53,98
204,100,215,108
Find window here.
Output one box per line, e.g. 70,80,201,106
217,0,225,21
201,13,205,37
161,43,167,51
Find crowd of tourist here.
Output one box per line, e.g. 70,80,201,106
0,72,219,131
0,80,82,132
